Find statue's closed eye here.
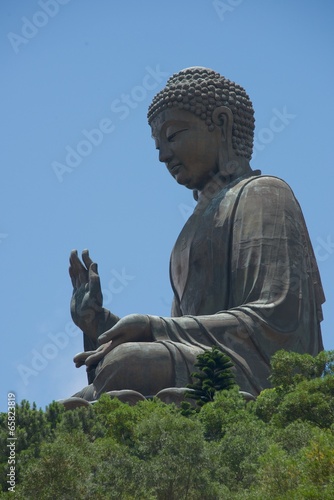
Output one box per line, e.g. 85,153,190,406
167,128,188,142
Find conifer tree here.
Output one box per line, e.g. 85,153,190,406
187,347,235,408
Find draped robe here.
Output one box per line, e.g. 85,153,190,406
148,171,325,395
78,170,325,400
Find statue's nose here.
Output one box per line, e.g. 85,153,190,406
159,144,172,164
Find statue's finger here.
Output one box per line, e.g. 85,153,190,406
82,249,93,269
74,359,85,368
69,265,77,289
73,350,94,364
98,328,114,344
85,341,113,366
88,263,103,301
69,249,80,268
85,351,105,366
70,249,88,285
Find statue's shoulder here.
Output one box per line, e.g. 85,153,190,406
237,174,295,197
216,174,297,214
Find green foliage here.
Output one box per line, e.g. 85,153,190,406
273,376,334,428
16,431,93,499
93,394,176,447
57,403,104,438
269,349,334,390
254,350,334,430
87,438,150,499
217,416,270,490
245,429,334,500
187,346,235,408
301,430,334,489
253,443,300,498
254,374,334,429
88,393,139,444
134,409,220,499
1,350,334,498
198,386,247,441
251,387,281,423
0,400,65,490
271,420,320,455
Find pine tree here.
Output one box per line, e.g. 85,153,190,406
187,347,235,408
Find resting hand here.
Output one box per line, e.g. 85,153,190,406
73,314,153,368
98,313,153,348
73,342,113,368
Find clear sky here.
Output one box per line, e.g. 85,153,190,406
1,0,333,412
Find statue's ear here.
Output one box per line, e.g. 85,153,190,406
212,106,234,143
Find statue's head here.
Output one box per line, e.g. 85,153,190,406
148,67,255,161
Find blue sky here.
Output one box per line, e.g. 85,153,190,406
1,0,333,412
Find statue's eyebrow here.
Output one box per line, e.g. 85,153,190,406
161,119,189,135
151,119,189,144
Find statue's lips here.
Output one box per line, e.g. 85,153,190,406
169,164,182,175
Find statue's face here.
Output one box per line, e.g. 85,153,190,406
151,108,221,191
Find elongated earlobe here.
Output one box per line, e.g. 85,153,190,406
212,107,240,177
212,106,234,142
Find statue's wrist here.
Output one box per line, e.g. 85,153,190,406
81,310,106,340
81,309,119,342
96,308,120,337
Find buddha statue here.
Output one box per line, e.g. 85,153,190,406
68,67,324,403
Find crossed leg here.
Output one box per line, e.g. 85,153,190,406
72,341,203,401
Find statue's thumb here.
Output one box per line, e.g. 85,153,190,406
90,263,98,274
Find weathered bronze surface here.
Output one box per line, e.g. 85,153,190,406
68,67,324,402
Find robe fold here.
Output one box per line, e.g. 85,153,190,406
149,171,324,395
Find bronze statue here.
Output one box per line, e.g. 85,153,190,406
68,67,324,402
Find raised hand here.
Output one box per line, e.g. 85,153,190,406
69,249,105,340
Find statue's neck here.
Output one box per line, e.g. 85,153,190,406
194,162,255,202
